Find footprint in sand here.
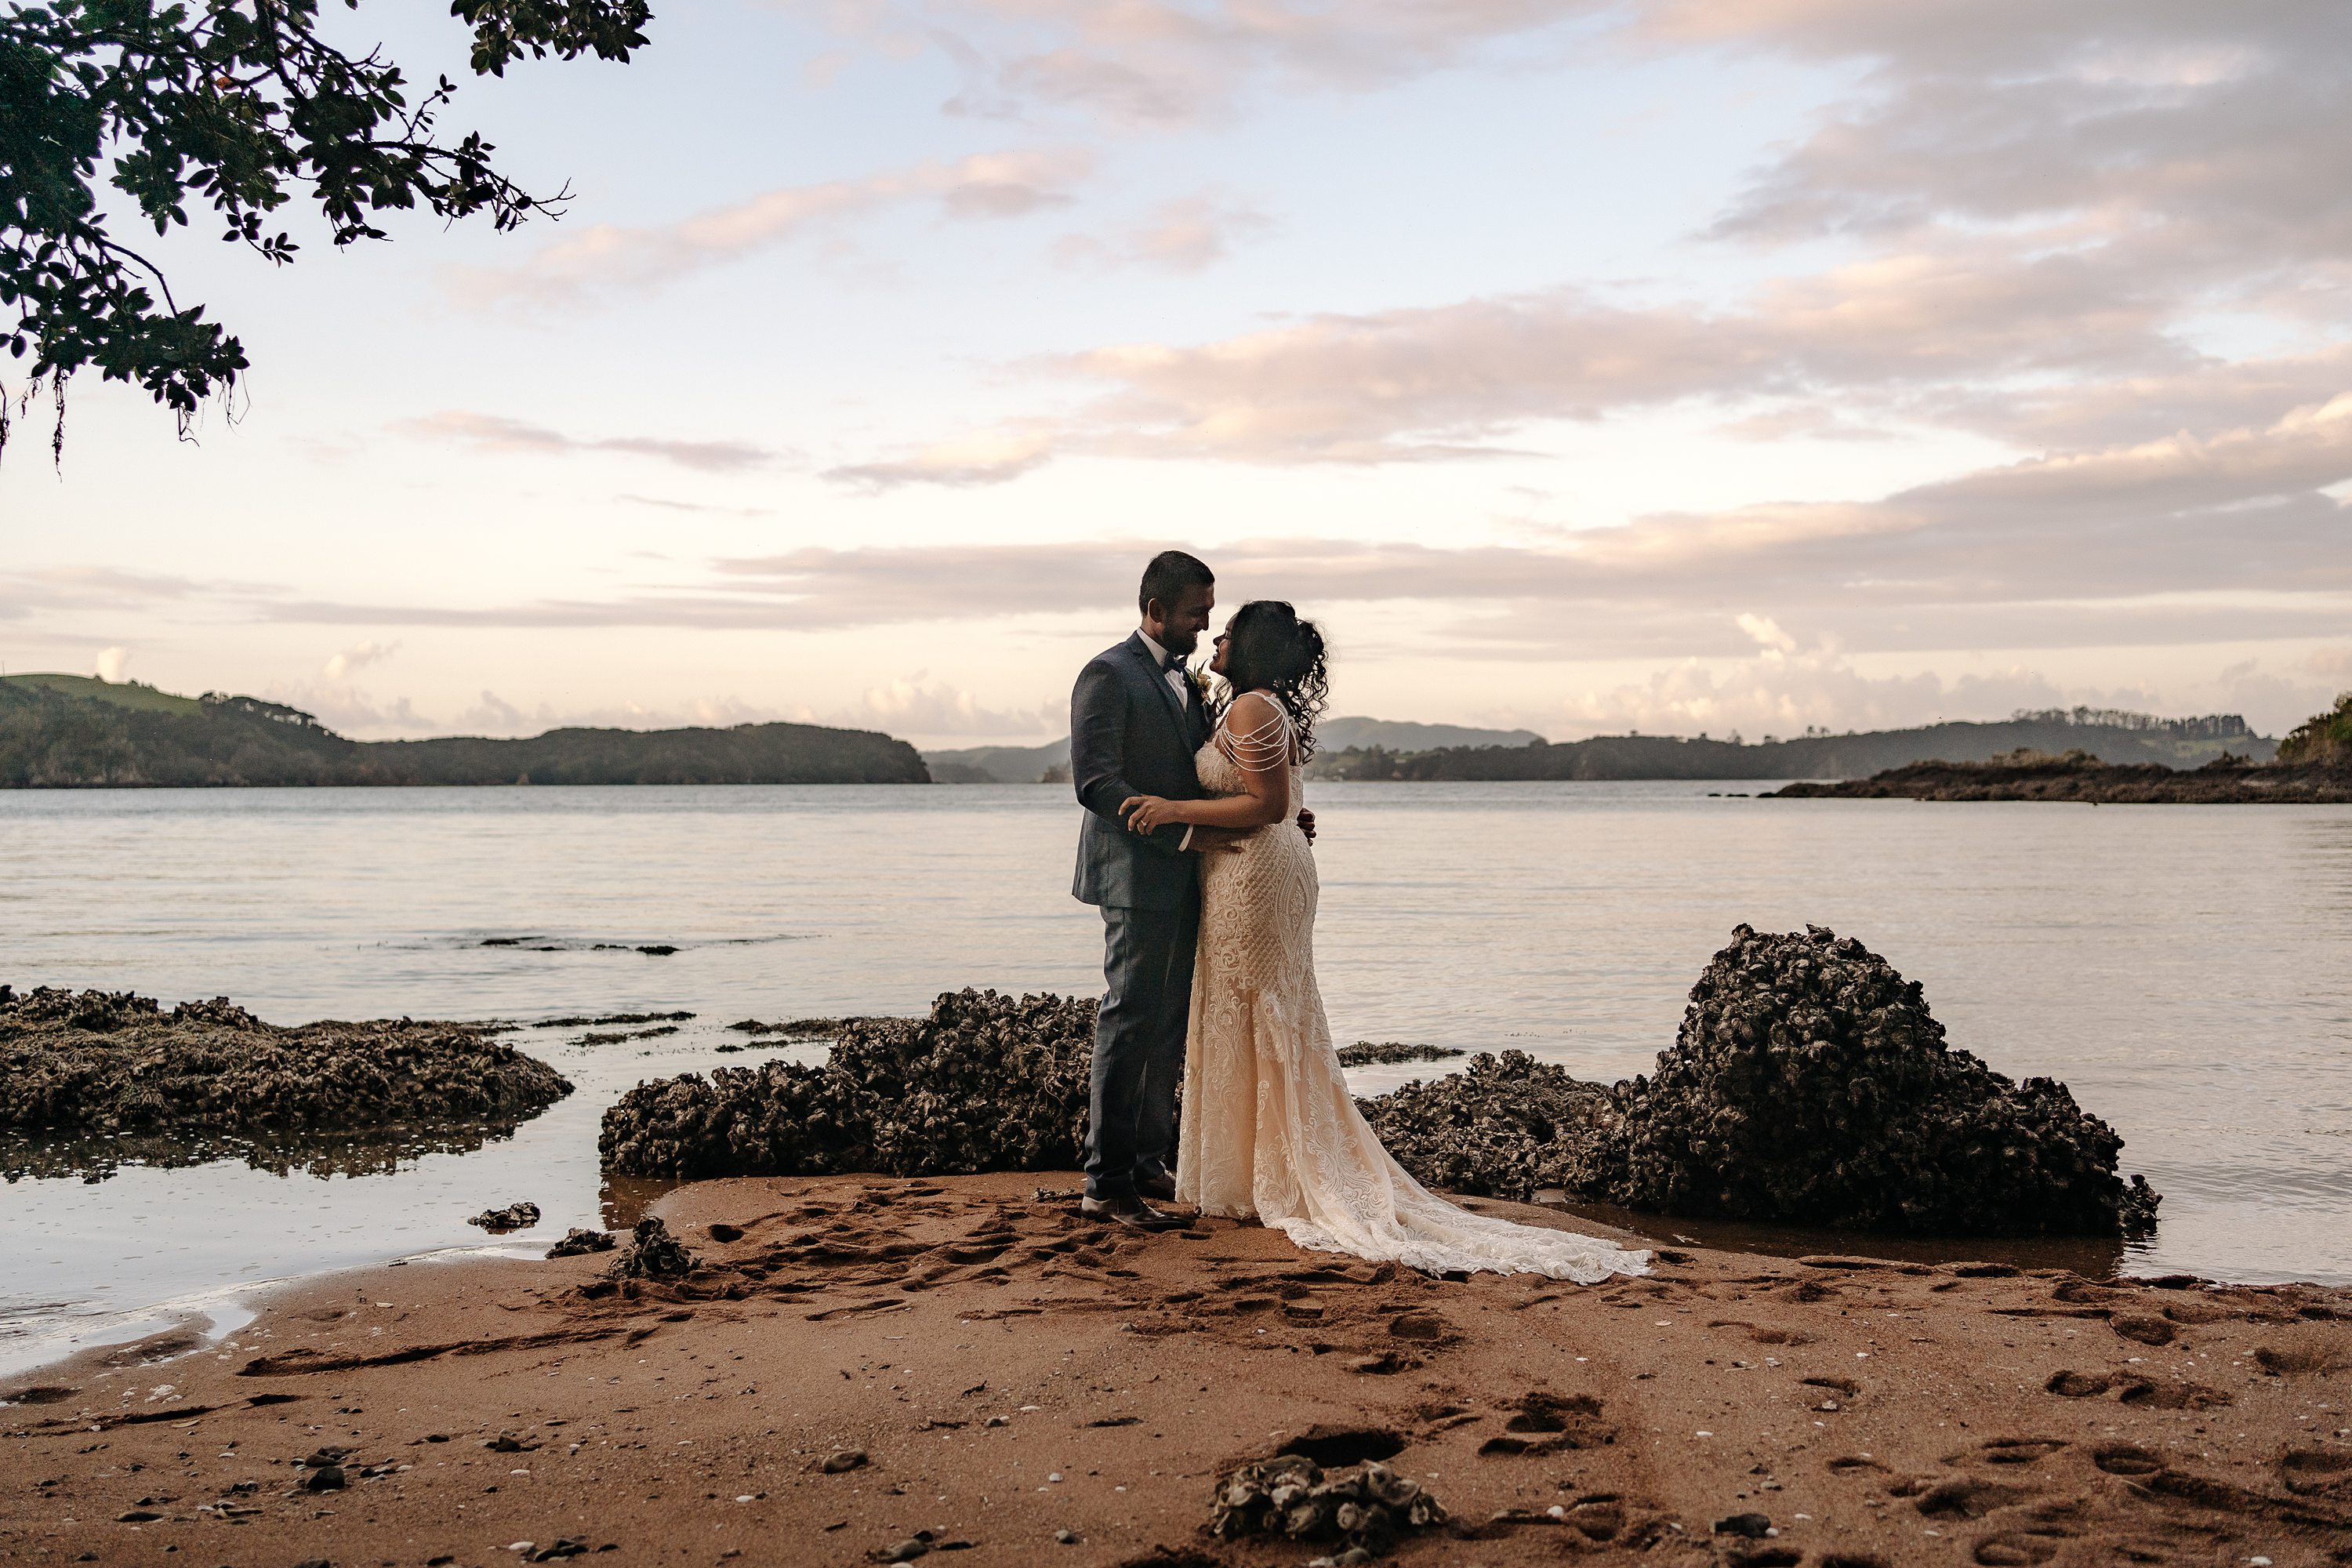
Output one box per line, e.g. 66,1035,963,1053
1971,1526,2070,1566
1965,1439,2069,1468
1387,1310,1454,1343
1479,1391,1614,1456
2108,1313,2177,1347
2044,1370,2109,1398
1913,1475,2040,1520
2091,1443,2163,1478
2275,1447,2352,1500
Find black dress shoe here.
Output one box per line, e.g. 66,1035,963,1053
1080,1194,1184,1232
1134,1171,1178,1203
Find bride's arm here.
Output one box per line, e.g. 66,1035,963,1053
1121,692,1291,833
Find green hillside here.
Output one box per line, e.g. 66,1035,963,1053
4,673,203,715
1308,710,2278,782
0,677,930,787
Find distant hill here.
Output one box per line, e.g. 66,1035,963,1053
0,676,930,786
923,715,1540,784
924,738,1070,785
1309,710,2277,782
1316,716,1542,752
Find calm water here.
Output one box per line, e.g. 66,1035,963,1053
2,783,2347,1376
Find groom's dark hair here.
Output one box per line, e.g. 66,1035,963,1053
1138,550,1214,615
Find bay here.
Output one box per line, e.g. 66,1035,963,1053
2,782,2346,1376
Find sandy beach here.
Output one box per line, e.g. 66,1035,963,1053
4,1174,2347,1568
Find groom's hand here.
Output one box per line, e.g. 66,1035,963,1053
1120,794,1183,833
1296,808,1316,844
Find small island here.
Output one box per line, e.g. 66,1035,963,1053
0,674,930,787
1770,695,2352,804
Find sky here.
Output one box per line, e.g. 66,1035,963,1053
5,0,2348,748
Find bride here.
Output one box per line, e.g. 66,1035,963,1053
1120,601,1648,1283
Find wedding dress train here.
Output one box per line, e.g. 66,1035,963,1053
1174,697,1648,1283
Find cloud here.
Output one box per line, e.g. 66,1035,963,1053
459,148,1093,303
1055,192,1272,274
395,412,774,473
1735,613,1797,655
814,0,1604,125
244,391,2352,661
0,565,257,613
813,677,1060,739
777,1,2349,505
833,240,2183,475
250,677,1052,745
822,426,1056,492
1550,643,2075,742
321,640,399,681
1539,616,2343,741
619,494,775,517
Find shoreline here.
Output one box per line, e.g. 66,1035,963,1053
5,1173,2347,1567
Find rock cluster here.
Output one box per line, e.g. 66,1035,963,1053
596,926,2159,1239
1334,1042,1466,1066
600,989,1094,1178
545,1228,615,1258
0,987,573,1147
469,1201,541,1231
1367,926,2158,1236
1356,1051,1609,1199
611,1218,696,1279
1773,752,2351,804
1364,925,2160,1236
1207,1454,1446,1557
1585,924,2160,1235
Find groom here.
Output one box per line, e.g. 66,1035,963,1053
1065,550,1225,1230
1069,551,1313,1230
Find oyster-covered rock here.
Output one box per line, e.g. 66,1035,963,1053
1207,1454,1446,1554
600,989,1094,1178
545,1228,616,1259
1356,1051,1609,1200
0,987,572,1156
610,1217,697,1279
1590,923,2159,1235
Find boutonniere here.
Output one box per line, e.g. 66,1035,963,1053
1185,666,1212,702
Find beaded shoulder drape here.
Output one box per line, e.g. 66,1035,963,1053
1174,693,1650,1283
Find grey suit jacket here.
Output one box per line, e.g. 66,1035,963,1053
1070,632,1210,910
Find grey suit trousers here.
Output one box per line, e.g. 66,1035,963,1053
1084,892,1200,1199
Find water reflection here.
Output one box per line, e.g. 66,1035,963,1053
599,1172,688,1231
1538,1196,2130,1279
1,1114,553,1185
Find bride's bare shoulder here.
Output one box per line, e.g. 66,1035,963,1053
1224,688,1282,726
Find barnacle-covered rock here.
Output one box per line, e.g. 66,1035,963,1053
1207,1454,1446,1555
0,987,572,1167
1363,925,2159,1237
1590,923,2160,1235
599,989,1094,1178
1356,1051,1609,1200
1334,1041,1466,1066
545,1227,616,1258
611,1217,697,1279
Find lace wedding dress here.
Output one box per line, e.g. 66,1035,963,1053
1174,695,1649,1283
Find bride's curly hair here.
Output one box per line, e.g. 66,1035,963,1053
1216,600,1331,760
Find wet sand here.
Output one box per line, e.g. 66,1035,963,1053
4,1173,2348,1567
